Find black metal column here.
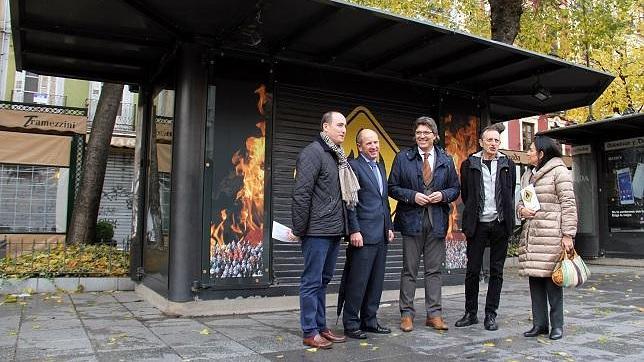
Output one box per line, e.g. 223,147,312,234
168,43,208,301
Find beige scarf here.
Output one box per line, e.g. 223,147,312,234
320,132,360,209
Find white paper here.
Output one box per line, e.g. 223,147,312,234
520,184,541,211
272,221,300,243
632,163,644,199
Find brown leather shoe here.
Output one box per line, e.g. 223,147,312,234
303,334,332,349
426,316,449,330
400,316,413,332
320,329,347,343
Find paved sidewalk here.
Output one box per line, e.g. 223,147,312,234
1,265,643,361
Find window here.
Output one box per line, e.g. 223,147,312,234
22,72,40,103
0,164,69,233
522,122,535,151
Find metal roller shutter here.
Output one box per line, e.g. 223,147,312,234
99,149,134,246
271,84,432,288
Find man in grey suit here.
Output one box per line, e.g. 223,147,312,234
342,128,395,339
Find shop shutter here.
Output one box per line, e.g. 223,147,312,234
271,84,430,288
99,150,134,246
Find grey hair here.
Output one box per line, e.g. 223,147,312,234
414,116,440,143
480,123,504,139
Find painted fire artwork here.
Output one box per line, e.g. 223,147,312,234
444,114,479,269
209,84,270,279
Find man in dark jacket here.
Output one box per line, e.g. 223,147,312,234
455,125,516,331
388,116,460,332
342,128,395,339
291,111,359,349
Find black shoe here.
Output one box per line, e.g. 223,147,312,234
344,329,367,339
523,325,549,337
549,327,563,340
484,314,498,331
454,312,478,327
362,324,391,334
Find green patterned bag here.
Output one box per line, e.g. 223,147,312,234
552,249,590,288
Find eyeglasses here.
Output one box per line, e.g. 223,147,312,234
415,131,434,136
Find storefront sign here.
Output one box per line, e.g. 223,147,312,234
605,137,644,151
0,109,87,134
155,122,173,142
572,145,592,155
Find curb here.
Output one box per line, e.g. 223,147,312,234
0,277,135,294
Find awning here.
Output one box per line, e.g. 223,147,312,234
540,113,644,145
10,0,613,120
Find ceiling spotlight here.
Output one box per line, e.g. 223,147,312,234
532,83,551,102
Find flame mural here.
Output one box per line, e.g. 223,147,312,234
443,113,479,269
209,84,269,279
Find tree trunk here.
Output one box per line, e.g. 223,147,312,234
67,83,124,244
489,0,524,44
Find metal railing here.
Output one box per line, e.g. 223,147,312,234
0,236,130,278
87,99,137,133
11,90,67,107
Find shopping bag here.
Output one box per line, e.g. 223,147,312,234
552,249,590,288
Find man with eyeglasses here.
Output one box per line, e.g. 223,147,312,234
388,116,460,332
455,124,516,331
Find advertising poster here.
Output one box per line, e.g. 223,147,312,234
209,76,270,281
442,98,479,269
605,137,644,232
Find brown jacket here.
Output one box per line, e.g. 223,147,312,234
517,157,577,277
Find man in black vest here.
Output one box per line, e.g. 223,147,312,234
342,128,394,339
456,124,516,331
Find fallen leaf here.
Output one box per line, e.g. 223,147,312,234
359,342,370,347
483,342,496,347
4,295,17,303
8,330,17,336
306,348,318,352
598,336,609,344
199,328,210,335
590,287,597,291
537,337,551,345
371,346,379,351
32,324,41,330
553,351,569,357
505,339,513,343
276,336,283,341
480,349,487,353
276,355,284,359
107,333,128,345
391,333,400,336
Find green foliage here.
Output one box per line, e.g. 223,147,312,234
0,244,129,278
94,220,114,244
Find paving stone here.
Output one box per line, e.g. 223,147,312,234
1,266,643,360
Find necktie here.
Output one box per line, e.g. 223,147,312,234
423,152,432,185
370,161,383,195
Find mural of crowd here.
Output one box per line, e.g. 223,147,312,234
210,239,264,278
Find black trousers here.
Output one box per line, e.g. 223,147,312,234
464,220,509,316
342,242,388,331
529,276,563,329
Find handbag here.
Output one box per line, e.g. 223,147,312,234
552,249,591,288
